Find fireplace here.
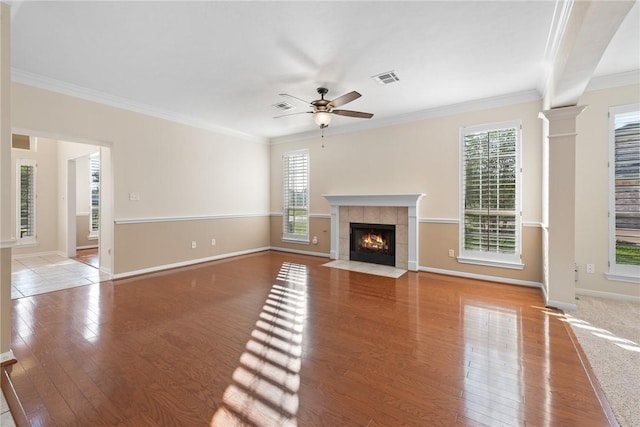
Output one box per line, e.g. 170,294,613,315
350,223,396,266
323,194,424,271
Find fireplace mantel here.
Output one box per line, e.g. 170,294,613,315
323,194,423,208
323,194,424,271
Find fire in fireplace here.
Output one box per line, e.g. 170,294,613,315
350,223,396,267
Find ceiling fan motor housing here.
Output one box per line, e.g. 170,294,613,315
313,88,331,111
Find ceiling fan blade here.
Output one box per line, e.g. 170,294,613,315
332,109,374,119
330,91,361,107
273,111,312,119
279,93,311,105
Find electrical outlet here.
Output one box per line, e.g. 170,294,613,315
129,192,140,201
586,263,595,274
211,238,216,246
191,241,197,249
448,249,455,257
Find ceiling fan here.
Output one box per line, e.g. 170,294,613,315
276,87,374,129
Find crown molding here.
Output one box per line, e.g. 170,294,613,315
586,70,640,92
269,89,542,145
17,65,634,147
11,69,268,145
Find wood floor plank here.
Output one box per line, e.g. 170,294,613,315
4,251,615,426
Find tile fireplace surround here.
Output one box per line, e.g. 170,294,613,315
323,194,424,271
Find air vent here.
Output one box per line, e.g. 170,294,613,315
12,134,31,150
272,101,296,111
372,70,400,85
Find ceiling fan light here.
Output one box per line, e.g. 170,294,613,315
313,111,333,128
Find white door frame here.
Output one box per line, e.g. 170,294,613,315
66,158,77,258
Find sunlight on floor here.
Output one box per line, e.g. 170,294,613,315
563,315,640,353
211,262,308,426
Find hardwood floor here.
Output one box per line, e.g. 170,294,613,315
3,251,613,426
72,248,99,269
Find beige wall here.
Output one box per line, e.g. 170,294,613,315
270,99,542,222
114,216,270,274
270,99,544,285
12,83,271,275
76,214,95,248
270,216,331,256
8,79,638,296
420,222,543,284
576,84,640,297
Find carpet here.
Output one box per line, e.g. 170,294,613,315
567,295,640,427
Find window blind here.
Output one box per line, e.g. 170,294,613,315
18,161,36,240
462,125,518,256
90,154,100,233
282,150,309,241
613,117,639,266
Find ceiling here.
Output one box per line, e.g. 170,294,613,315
8,1,640,143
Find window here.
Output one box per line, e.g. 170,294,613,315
89,153,100,238
16,159,37,244
459,121,522,268
282,149,309,242
608,104,640,281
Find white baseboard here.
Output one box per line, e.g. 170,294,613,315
270,246,330,258
99,265,113,279
540,281,549,305
419,266,542,288
576,287,640,303
112,247,272,279
546,299,577,312
77,245,98,250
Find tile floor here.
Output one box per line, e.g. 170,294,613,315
1,388,16,427
11,253,109,299
322,259,407,278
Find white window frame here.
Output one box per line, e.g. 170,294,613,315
282,149,310,243
89,153,100,240
16,158,37,245
458,120,523,269
607,103,640,282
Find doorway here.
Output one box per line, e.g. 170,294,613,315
10,130,113,279
67,151,101,269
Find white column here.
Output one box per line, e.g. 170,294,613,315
539,105,586,310
328,204,338,260
408,203,418,271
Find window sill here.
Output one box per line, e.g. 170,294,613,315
605,272,640,283
87,233,99,241
281,238,310,245
457,256,525,270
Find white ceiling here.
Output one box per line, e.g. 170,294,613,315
8,1,640,142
